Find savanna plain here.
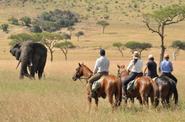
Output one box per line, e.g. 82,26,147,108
0,0,185,122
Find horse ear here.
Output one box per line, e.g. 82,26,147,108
78,63,81,67
117,65,120,68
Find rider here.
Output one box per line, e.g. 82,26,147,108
122,51,143,99
144,54,158,78
88,48,109,97
160,54,177,83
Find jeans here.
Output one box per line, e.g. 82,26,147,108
122,72,141,95
161,72,177,83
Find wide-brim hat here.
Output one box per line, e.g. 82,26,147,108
133,51,140,59
164,53,169,58
148,54,153,59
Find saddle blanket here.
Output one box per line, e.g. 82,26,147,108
127,80,136,93
92,79,101,91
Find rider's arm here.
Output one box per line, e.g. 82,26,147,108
93,59,99,74
127,60,133,72
169,61,173,72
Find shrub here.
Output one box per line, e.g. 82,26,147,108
1,24,9,32
20,16,31,27
8,17,19,25
36,9,79,32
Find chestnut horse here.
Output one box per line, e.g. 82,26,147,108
72,63,122,111
117,64,159,106
154,76,178,107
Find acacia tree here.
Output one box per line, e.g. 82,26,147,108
39,32,63,62
125,41,152,55
143,4,185,63
171,40,185,60
75,31,84,41
96,20,109,33
112,42,125,57
55,41,75,61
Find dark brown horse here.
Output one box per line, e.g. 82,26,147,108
117,64,159,106
72,63,122,111
154,76,178,107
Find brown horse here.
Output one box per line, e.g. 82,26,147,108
72,63,122,111
117,64,159,106
154,76,178,107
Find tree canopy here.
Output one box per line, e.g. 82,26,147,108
143,4,185,63
125,41,152,53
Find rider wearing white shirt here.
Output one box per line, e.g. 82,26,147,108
122,51,143,99
88,49,109,97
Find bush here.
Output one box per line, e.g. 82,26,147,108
8,17,19,25
36,9,79,32
20,16,31,26
1,24,9,32
30,25,42,33
171,40,185,50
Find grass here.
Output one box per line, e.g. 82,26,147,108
0,60,184,122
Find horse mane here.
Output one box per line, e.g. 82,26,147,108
81,64,93,73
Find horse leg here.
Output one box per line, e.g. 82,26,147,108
95,97,98,111
108,90,114,112
87,95,92,112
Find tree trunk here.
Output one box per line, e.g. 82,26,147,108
118,48,123,57
173,48,179,61
159,35,165,72
102,27,105,33
49,49,53,62
64,53,67,61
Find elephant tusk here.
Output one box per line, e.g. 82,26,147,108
16,60,21,69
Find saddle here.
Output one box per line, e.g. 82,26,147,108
127,80,136,93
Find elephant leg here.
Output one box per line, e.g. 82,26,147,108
38,56,47,79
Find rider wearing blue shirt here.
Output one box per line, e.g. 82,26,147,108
160,54,177,83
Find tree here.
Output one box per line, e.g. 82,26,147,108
96,20,109,33
20,16,31,27
55,41,75,60
38,32,64,62
143,4,185,63
0,24,9,33
112,42,125,57
171,40,185,60
75,31,84,41
125,41,152,55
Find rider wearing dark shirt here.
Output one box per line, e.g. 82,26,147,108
144,55,158,78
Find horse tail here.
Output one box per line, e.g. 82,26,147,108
150,78,159,107
172,84,178,105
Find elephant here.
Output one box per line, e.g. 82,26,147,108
10,41,47,79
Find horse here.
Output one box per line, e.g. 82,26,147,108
117,64,159,107
72,63,122,111
154,76,178,107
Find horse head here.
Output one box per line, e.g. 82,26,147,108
72,63,93,81
72,63,84,81
117,64,128,78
